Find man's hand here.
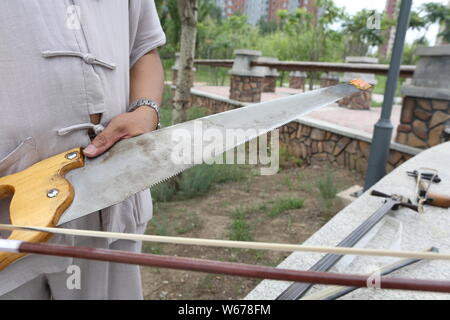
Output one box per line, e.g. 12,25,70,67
83,107,158,158
83,49,164,158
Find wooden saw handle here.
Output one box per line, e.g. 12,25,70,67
0,148,84,271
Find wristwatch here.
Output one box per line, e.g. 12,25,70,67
128,98,161,129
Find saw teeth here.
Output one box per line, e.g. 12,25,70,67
148,165,195,189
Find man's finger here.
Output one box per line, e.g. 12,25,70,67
83,123,125,158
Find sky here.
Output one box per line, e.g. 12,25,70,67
333,0,449,44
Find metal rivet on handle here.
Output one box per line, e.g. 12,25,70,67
47,189,60,198
66,152,78,160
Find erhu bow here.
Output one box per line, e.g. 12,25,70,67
1,239,450,294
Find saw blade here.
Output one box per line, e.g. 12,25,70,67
58,83,364,225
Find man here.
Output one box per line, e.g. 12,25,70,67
0,0,165,299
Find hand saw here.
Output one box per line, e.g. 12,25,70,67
0,80,370,270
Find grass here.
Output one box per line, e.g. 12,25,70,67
178,164,249,199
175,212,202,235
229,207,253,242
198,274,215,290
371,100,383,108
148,211,169,236
282,176,294,190
178,165,218,198
160,88,174,127
317,172,338,213
151,182,177,203
279,146,304,168
159,85,211,127
318,173,337,200
144,209,203,252
187,106,210,121
372,75,404,97
227,195,305,243
195,65,230,86
143,206,169,254
260,198,304,218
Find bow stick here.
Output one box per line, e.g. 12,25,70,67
1,239,450,294
0,224,448,262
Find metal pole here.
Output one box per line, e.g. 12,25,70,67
364,0,413,191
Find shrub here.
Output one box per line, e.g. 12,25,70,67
151,182,177,203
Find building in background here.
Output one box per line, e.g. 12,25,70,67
216,0,319,25
298,0,319,16
267,0,289,21
378,0,398,58
246,0,270,25
215,0,246,17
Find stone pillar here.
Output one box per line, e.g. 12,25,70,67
229,49,265,103
289,71,307,90
396,46,450,149
339,56,378,110
258,57,279,93
320,72,340,88
172,52,196,86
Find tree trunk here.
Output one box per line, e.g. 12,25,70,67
172,0,198,125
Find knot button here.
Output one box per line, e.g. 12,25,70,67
83,53,96,64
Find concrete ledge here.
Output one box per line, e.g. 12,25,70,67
234,49,262,56
296,117,422,156
230,49,265,78
416,45,450,56
190,88,249,108
401,85,450,101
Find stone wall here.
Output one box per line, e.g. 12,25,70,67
190,92,241,114
280,121,415,174
320,77,339,88
338,88,374,111
229,75,263,102
396,97,450,149
289,76,306,90
263,76,277,93
397,46,450,149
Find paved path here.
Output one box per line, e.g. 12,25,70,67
193,85,402,137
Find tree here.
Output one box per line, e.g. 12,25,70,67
277,0,346,88
342,10,394,56
156,0,181,58
404,2,450,45
423,2,450,44
172,0,198,125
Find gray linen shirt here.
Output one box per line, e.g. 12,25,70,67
0,0,166,295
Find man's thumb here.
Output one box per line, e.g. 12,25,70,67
83,127,122,158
